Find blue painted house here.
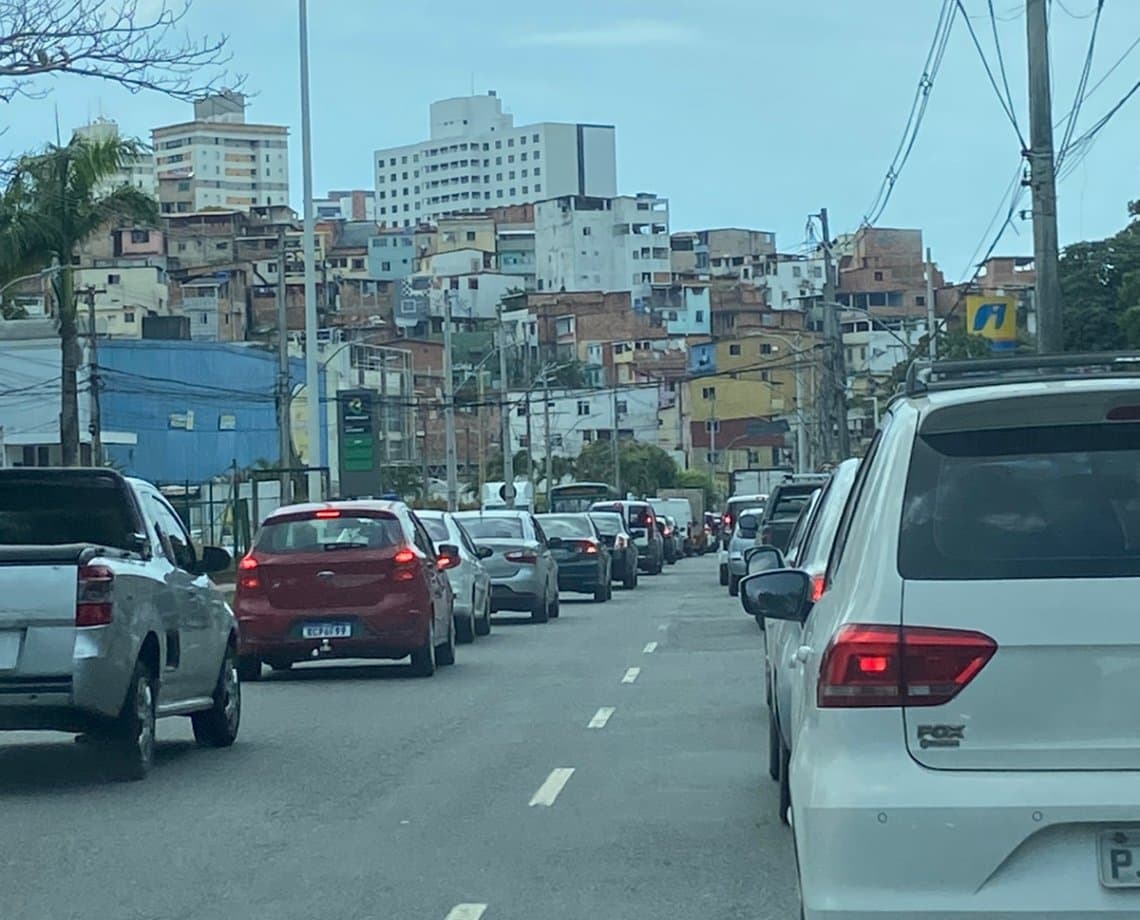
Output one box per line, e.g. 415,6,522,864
99,340,327,483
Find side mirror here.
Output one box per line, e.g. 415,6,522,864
739,569,812,623
475,544,494,560
198,545,232,575
745,544,785,575
547,536,564,549
437,543,461,569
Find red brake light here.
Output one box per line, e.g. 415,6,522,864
663,526,672,536
505,550,538,564
394,547,416,564
810,573,826,603
394,545,417,580
580,540,599,555
236,555,261,593
817,624,997,709
314,509,341,519
76,564,114,626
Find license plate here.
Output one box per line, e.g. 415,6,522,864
0,631,19,669
1098,829,1140,888
301,623,352,639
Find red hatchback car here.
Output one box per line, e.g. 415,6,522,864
233,501,457,678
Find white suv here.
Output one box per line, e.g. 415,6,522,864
742,353,1140,918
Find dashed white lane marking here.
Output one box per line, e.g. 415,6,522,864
529,768,575,807
588,706,616,728
622,667,641,684
643,641,658,654
445,906,487,920
657,623,669,632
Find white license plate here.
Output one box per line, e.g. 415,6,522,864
0,631,19,669
1098,829,1140,888
301,623,352,639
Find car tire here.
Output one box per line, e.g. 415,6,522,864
455,607,476,644
622,562,637,590
548,591,560,619
768,709,780,782
593,581,607,602
236,656,261,682
409,623,437,677
436,615,456,666
111,659,157,781
192,644,241,748
531,593,549,623
719,563,729,586
729,575,740,597
475,593,492,636
779,736,792,826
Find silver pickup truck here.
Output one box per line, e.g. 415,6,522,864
0,468,240,780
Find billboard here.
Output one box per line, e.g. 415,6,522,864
966,294,1018,351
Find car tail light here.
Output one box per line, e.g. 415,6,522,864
579,540,599,555
505,550,538,564
810,573,826,603
437,554,460,570
817,624,997,709
394,545,417,581
314,509,341,519
76,564,114,626
235,554,262,594
663,526,673,536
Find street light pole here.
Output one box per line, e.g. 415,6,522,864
497,305,515,508
443,291,458,511
299,0,322,501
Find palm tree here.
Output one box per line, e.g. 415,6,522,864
0,135,158,465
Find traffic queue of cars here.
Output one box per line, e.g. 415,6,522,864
735,354,1140,919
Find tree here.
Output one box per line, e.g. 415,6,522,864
675,469,719,509
0,134,158,464
576,440,678,497
0,0,234,104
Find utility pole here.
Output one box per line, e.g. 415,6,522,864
275,227,291,503
477,370,486,491
818,207,849,460
497,305,515,508
418,394,430,501
611,382,621,497
299,0,322,501
443,291,459,511
543,371,553,508
1026,0,1064,354
793,337,807,474
925,246,937,360
83,286,105,467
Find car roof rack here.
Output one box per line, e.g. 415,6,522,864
904,351,1140,397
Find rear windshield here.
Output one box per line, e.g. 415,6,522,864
0,477,136,549
538,515,593,538
628,505,653,528
419,517,449,543
900,423,1140,579
257,514,402,553
589,512,625,536
456,516,524,539
727,499,765,518
769,492,813,521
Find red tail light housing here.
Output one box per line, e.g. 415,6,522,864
809,573,826,603
76,564,114,626
236,555,261,594
505,550,538,564
314,509,341,519
578,540,599,555
818,624,997,709
394,545,418,581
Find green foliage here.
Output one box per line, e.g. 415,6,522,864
675,469,719,509
576,439,678,497
383,465,425,502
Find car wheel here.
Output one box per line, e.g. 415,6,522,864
409,622,437,677
455,605,476,644
192,644,241,748
548,591,560,619
719,563,729,586
729,575,740,597
436,615,456,666
236,656,261,682
530,591,549,623
622,561,637,590
779,736,792,826
475,593,492,636
112,659,157,781
767,708,780,782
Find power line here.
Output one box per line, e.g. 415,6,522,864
1055,0,1100,19
1054,34,1140,132
1056,0,1105,170
955,0,1028,145
1057,77,1140,181
987,0,1024,143
862,0,957,226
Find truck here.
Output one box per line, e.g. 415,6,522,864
481,480,534,513
0,468,239,780
729,467,793,498
654,488,707,555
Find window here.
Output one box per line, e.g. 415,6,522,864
508,171,515,180
582,227,591,237
729,344,741,356
577,400,590,416
130,229,150,244
705,419,720,433
532,133,540,143
792,266,802,277
616,400,627,415
534,184,541,193
533,149,540,160
149,496,197,572
522,169,528,178
466,230,476,241
107,273,121,285
516,404,528,417
702,386,716,400
761,343,774,355
874,270,884,281
508,155,515,164
124,311,135,323
695,310,704,322
496,173,503,181
495,140,502,149
916,295,926,307
381,261,391,271
509,188,516,196
467,278,478,290
522,186,528,194
507,138,514,147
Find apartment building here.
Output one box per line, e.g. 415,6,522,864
75,226,169,339
75,117,157,199
153,92,289,214
315,189,377,221
373,92,616,227
671,228,777,283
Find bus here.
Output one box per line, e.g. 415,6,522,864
548,481,617,513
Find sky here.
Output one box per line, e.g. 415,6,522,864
3,0,1138,280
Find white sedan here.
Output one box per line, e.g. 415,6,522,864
417,510,492,643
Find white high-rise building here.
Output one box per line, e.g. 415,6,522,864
374,92,617,227
74,118,157,199
152,92,289,214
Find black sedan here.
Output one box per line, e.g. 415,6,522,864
588,511,639,590
536,513,612,602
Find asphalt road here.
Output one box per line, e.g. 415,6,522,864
0,553,798,920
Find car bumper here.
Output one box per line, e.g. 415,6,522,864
792,737,1140,918
728,556,747,577
488,568,544,611
236,601,430,661
556,560,604,593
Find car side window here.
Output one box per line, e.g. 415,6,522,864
826,422,889,583
410,517,436,558
532,517,548,547
149,495,197,572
